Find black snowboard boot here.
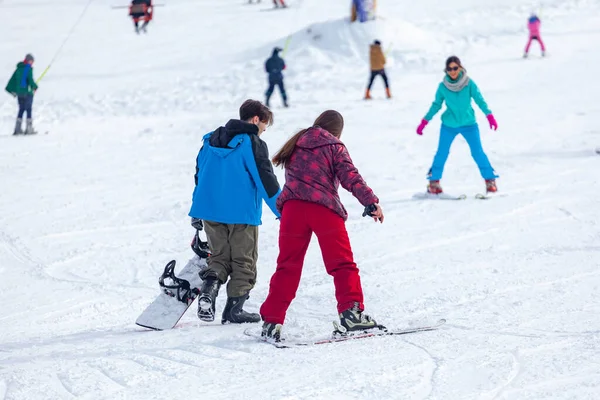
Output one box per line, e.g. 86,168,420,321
339,302,378,332
261,322,283,342
221,294,261,324
197,276,221,322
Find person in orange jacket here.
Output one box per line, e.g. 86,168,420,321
364,40,390,100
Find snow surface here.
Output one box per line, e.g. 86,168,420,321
1,0,600,398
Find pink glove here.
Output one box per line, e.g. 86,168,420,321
486,114,498,131
416,119,428,135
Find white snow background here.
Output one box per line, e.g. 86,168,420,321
1,0,599,398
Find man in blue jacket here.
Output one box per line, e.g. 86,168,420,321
189,99,281,324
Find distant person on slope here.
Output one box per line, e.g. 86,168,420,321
259,110,384,342
129,0,153,34
4,53,38,135
189,99,281,325
265,47,288,107
524,13,546,58
416,56,499,195
365,40,391,100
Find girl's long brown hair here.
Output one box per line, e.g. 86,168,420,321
272,110,344,168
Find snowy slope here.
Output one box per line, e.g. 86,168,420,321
1,0,600,398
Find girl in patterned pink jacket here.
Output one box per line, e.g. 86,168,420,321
259,110,384,342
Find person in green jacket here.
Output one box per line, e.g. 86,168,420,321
5,54,38,135
416,56,498,194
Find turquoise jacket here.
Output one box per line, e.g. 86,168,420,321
423,73,492,128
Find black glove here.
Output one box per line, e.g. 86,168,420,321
362,204,377,217
191,217,203,231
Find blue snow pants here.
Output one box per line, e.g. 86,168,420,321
428,124,497,181
17,94,33,119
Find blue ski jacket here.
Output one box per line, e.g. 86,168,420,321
189,119,281,225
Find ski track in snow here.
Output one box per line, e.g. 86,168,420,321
1,0,600,399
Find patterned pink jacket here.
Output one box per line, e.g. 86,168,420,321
275,127,379,221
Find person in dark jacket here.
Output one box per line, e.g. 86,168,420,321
129,0,153,34
259,110,384,342
264,47,288,108
5,54,38,135
189,99,281,325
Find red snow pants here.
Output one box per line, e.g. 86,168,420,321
260,200,364,324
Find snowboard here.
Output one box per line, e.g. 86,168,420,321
135,255,208,330
245,319,446,348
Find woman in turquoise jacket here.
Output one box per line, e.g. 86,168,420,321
416,56,498,194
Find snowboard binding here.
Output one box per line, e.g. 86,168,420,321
191,229,211,259
159,260,199,305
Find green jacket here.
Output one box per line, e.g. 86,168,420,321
423,73,491,128
5,62,38,96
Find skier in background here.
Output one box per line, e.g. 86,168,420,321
364,40,391,100
189,99,281,325
416,56,499,195
259,110,384,342
524,13,546,58
129,0,153,34
265,47,288,108
5,53,38,135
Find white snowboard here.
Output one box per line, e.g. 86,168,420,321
135,256,208,330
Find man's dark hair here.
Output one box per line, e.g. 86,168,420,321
239,99,274,126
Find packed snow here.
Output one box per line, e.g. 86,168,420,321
1,0,599,399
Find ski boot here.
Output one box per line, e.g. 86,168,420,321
221,294,261,324
386,87,392,99
485,179,497,193
427,180,443,194
364,89,372,100
197,274,221,322
523,52,528,59
261,322,283,342
13,118,23,135
25,119,37,135
336,302,379,334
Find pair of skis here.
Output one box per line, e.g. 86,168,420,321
244,319,446,348
412,192,495,201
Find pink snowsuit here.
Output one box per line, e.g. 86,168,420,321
525,16,546,53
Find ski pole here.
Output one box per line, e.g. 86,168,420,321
282,34,292,57
36,64,51,84
36,0,94,84
384,42,393,57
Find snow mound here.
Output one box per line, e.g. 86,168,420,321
256,17,454,71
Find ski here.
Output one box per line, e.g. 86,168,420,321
244,319,446,348
412,192,466,201
260,6,291,11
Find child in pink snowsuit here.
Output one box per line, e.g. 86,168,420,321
524,14,546,57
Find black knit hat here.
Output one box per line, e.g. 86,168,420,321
374,40,381,45
24,54,34,62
